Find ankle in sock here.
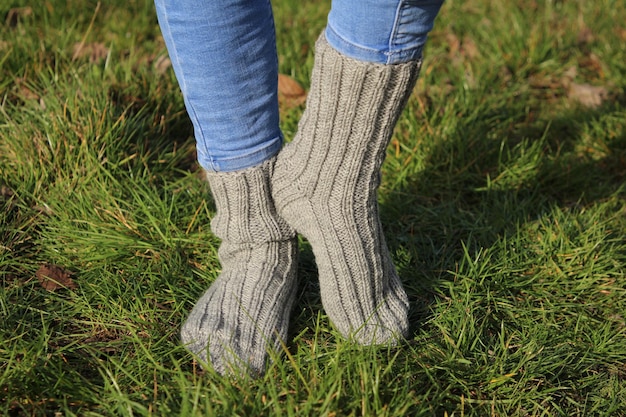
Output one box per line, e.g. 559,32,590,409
181,158,298,375
272,34,421,344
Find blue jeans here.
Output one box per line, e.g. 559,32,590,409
155,0,444,172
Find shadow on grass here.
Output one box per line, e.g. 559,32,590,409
382,94,626,337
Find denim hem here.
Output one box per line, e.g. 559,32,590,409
199,134,283,173
325,25,423,65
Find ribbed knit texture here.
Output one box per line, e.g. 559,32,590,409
181,158,298,376
272,35,421,344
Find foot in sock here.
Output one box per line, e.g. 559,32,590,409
181,158,298,376
272,35,421,344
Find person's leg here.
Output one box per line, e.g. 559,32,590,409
326,0,444,65
272,0,444,344
155,0,283,172
155,0,298,375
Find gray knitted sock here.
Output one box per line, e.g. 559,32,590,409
181,158,298,376
272,35,421,344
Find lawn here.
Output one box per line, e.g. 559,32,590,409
1,0,625,415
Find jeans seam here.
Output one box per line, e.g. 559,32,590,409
388,1,405,63
326,24,424,65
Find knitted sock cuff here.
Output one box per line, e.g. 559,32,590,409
206,158,294,243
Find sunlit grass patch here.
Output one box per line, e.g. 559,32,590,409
1,0,625,415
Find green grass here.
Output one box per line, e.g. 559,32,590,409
1,0,625,415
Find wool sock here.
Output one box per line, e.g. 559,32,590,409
181,158,298,375
272,34,421,344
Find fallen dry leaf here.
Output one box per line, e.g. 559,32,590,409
1,185,14,199
576,26,595,47
562,65,578,85
445,33,480,64
12,77,40,102
72,42,109,63
446,32,461,57
18,85,40,101
36,264,77,291
153,55,172,75
528,73,560,90
133,53,172,76
278,74,306,109
559,65,610,108
567,82,609,109
5,7,33,27
461,36,480,60
578,53,605,78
